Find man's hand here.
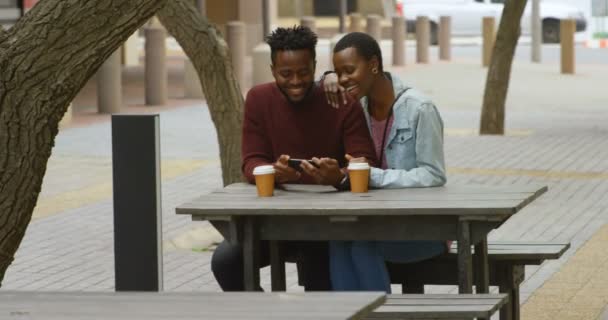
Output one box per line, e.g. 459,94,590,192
301,157,345,186
273,155,301,184
322,72,348,109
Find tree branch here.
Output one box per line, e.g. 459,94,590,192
157,0,244,186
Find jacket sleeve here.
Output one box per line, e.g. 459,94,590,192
369,103,447,188
342,101,379,167
241,88,274,184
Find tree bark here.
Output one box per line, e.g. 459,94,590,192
479,0,528,135
0,0,165,284
157,0,244,186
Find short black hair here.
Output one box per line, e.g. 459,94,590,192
333,32,383,72
265,26,318,64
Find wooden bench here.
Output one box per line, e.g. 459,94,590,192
365,293,509,319
387,241,570,320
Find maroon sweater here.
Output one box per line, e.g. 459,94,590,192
242,82,377,184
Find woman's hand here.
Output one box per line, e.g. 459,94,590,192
345,154,368,164
323,72,348,109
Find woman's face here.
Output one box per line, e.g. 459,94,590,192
332,47,378,100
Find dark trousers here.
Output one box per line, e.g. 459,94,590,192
211,240,332,291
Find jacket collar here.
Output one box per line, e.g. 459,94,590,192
361,72,411,137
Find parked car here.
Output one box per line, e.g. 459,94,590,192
396,0,587,44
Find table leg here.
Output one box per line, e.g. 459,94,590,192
270,240,286,291
457,220,473,294
475,238,490,293
474,238,490,320
243,216,260,291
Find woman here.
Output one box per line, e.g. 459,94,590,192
324,32,447,293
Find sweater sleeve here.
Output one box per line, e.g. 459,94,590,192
342,101,379,167
241,88,275,184
369,103,447,188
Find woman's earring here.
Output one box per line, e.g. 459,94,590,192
372,68,378,74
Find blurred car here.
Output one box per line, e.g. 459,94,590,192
395,0,587,44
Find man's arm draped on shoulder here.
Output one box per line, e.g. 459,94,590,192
342,101,378,167
241,88,274,183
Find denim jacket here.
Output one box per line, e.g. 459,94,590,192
360,73,447,188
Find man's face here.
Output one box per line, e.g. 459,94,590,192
271,49,316,103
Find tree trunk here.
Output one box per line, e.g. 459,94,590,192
479,0,528,135
0,0,165,284
157,0,244,186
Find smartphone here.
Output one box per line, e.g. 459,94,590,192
287,159,319,171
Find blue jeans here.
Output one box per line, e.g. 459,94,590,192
329,240,446,293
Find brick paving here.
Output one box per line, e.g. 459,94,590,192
2,39,608,319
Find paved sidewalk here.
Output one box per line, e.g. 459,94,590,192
2,41,608,319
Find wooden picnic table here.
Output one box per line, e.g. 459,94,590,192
177,183,547,294
0,291,385,320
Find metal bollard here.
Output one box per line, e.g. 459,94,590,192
349,13,363,32
531,0,541,62
112,114,163,292
227,21,246,90
482,17,495,67
439,16,451,61
392,16,405,66
145,26,168,105
560,19,575,74
97,50,122,114
301,16,316,33
366,14,382,42
416,16,430,64
338,0,347,33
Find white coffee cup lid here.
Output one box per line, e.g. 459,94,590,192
253,165,275,175
348,162,370,170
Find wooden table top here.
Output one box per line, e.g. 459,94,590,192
1,291,386,320
176,183,547,219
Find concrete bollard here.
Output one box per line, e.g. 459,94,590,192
416,16,430,64
482,17,495,67
145,26,168,105
366,14,382,42
392,16,405,66
183,59,204,99
560,19,575,74
301,16,316,33
329,33,346,62
97,50,122,114
252,43,274,86
123,31,140,67
227,21,246,89
59,103,73,129
439,16,451,61
349,13,363,32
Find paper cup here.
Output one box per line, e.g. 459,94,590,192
348,162,370,193
253,165,275,197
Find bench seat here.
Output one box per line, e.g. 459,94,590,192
387,241,570,320
365,293,509,319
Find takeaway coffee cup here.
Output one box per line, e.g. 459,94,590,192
253,165,275,197
348,162,370,193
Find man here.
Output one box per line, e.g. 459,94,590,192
211,26,377,291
